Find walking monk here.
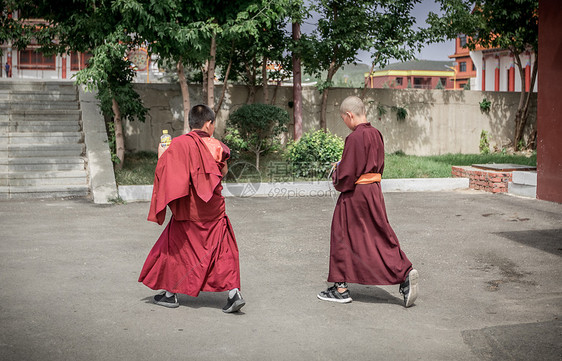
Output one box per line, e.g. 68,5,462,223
139,104,245,313
317,96,419,307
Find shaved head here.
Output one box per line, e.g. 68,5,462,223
340,96,365,117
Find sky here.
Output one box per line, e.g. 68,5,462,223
299,0,455,65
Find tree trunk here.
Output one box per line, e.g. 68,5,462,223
513,52,538,148
320,63,338,131
361,54,379,99
201,62,208,104
112,97,125,170
245,59,257,104
292,21,302,140
177,58,191,134
207,35,216,108
215,47,234,114
262,56,269,104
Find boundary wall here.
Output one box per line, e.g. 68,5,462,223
124,84,536,156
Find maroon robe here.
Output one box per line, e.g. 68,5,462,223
328,123,412,285
138,130,240,297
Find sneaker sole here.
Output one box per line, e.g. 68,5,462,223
317,294,352,304
405,269,419,307
154,300,180,308
222,299,246,313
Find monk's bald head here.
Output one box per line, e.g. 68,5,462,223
340,96,365,117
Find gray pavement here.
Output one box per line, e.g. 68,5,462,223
0,190,561,360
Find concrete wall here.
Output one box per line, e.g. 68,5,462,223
125,83,536,156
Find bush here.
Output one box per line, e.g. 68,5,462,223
285,130,344,178
228,104,289,168
222,127,248,163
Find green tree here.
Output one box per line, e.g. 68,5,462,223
427,0,539,148
228,104,289,168
10,0,154,168
302,0,422,130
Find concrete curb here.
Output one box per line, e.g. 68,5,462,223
80,87,119,204
118,178,470,202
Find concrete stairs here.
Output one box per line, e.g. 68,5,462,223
0,81,89,199
508,171,537,198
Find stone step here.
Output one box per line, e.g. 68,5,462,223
0,184,89,199
0,170,88,186
0,121,81,133
8,110,82,122
0,101,80,110
6,132,83,145
0,157,85,172
508,171,537,198
0,91,78,102
0,81,77,93
0,143,84,157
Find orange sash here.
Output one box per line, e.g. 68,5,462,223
355,173,381,184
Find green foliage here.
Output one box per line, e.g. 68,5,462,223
391,106,408,121
427,0,538,54
479,130,490,155
435,80,444,89
222,127,249,163
377,104,387,117
228,104,289,168
285,130,344,178
75,43,148,123
479,98,491,113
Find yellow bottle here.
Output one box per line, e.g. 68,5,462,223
160,130,172,148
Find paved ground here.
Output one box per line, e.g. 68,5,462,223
0,190,560,360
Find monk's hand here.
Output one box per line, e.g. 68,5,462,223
157,143,167,159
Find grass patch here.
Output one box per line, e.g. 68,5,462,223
384,152,536,179
115,151,158,185
114,151,536,185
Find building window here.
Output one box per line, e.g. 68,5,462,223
459,62,467,72
440,78,448,86
472,62,476,71
19,49,55,70
459,34,467,47
70,52,93,71
395,77,403,86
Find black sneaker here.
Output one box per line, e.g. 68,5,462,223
222,290,246,313
399,269,419,307
153,291,179,308
317,285,352,303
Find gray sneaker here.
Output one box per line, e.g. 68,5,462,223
153,291,179,308
317,285,352,303
399,269,419,307
222,290,246,313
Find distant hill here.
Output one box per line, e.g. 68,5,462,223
304,63,371,88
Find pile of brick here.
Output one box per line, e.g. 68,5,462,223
452,166,513,193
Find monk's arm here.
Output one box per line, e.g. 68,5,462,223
221,162,228,177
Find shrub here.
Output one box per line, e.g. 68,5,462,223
228,104,289,168
222,127,248,163
285,130,344,179
479,130,490,155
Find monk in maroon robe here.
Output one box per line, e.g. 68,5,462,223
139,104,245,313
317,96,419,307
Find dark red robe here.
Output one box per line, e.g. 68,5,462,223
138,130,240,297
328,123,412,285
